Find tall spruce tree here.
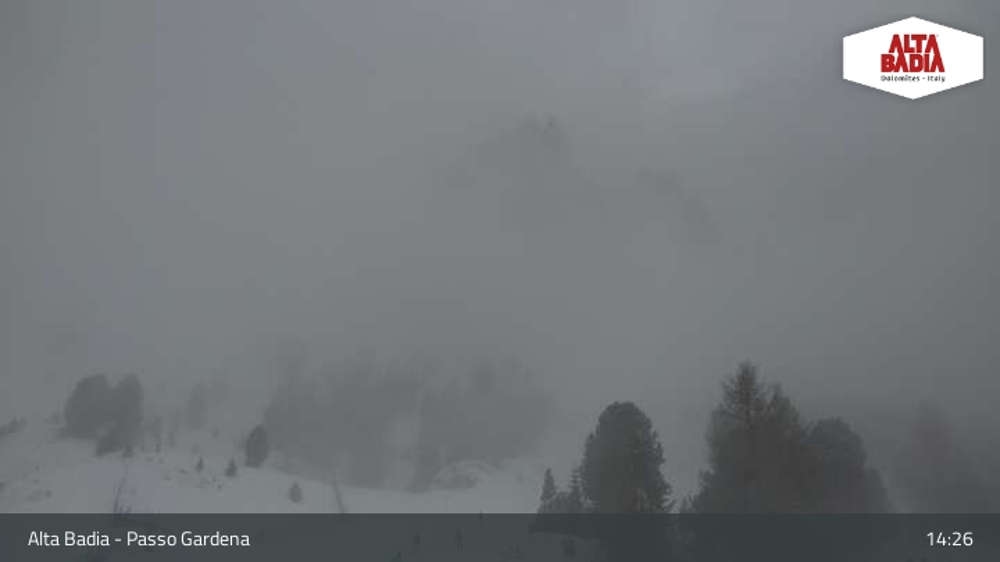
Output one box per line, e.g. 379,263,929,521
566,466,585,513
579,401,671,512
245,425,270,468
539,468,557,512
64,374,112,438
803,417,891,512
692,362,809,512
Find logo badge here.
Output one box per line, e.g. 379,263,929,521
843,17,983,99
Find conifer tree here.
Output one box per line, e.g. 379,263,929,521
566,467,584,513
803,417,890,512
538,468,557,512
691,362,808,512
245,425,269,468
579,401,671,512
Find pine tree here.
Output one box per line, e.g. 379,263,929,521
692,362,809,513
579,402,671,512
64,374,112,438
803,417,890,512
566,467,584,513
225,458,237,478
245,425,269,468
538,468,557,512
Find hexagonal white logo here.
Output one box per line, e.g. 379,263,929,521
843,17,983,99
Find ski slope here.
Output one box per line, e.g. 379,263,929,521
0,416,544,513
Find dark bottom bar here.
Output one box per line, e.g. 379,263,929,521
3,514,998,561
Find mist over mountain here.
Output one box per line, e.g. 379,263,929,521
0,0,997,512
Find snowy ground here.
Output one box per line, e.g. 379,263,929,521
0,417,545,513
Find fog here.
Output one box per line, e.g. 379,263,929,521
1,0,997,502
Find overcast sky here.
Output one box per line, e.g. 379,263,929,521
1,0,997,494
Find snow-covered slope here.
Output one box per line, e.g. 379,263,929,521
0,418,544,513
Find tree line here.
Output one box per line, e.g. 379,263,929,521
539,361,992,515
56,360,995,515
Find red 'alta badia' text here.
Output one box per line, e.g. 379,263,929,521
881,34,944,73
